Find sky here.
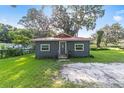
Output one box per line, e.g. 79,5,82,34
0,5,124,37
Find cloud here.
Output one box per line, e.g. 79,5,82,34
116,10,124,14
15,24,24,28
2,18,7,22
0,18,7,24
113,16,123,22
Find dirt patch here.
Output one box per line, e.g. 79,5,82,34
61,63,124,88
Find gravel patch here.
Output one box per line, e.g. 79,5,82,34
60,63,124,88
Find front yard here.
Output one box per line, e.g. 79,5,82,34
71,48,124,62
0,49,124,88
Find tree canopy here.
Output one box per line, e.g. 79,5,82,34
92,23,124,47
8,29,33,47
18,8,51,37
19,5,105,37
0,23,33,47
51,5,104,36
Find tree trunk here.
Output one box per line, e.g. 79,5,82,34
96,42,100,48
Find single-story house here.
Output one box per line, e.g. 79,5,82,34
32,33,90,59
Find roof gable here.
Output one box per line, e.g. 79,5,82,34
54,33,72,38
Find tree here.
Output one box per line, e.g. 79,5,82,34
19,6,105,37
120,28,124,39
51,5,105,36
18,8,51,37
96,30,104,48
102,23,123,46
8,29,33,47
111,23,122,44
51,6,73,35
0,23,16,43
93,23,124,47
101,25,111,46
0,22,33,47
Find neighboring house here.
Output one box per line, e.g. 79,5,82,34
32,33,90,59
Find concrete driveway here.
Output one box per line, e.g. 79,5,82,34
61,63,124,88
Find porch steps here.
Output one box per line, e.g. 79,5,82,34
58,54,68,59
58,54,70,62
58,59,70,62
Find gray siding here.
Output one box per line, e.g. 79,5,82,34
35,41,59,59
35,40,90,58
67,41,90,57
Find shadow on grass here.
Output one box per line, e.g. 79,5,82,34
91,48,110,51
0,54,72,88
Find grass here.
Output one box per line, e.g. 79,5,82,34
0,54,82,88
71,49,124,63
0,49,124,88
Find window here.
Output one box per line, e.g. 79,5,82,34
75,44,84,51
40,44,50,51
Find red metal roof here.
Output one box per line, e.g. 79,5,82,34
32,33,90,42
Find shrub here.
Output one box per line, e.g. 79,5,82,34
0,44,6,50
7,48,23,57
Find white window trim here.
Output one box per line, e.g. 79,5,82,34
74,44,84,51
40,44,50,51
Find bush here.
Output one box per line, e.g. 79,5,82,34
0,44,6,50
0,46,34,59
7,48,23,57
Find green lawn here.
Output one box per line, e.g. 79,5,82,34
71,49,124,62
0,49,124,88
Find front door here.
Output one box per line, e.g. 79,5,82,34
59,41,66,55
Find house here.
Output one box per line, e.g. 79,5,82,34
32,33,90,59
